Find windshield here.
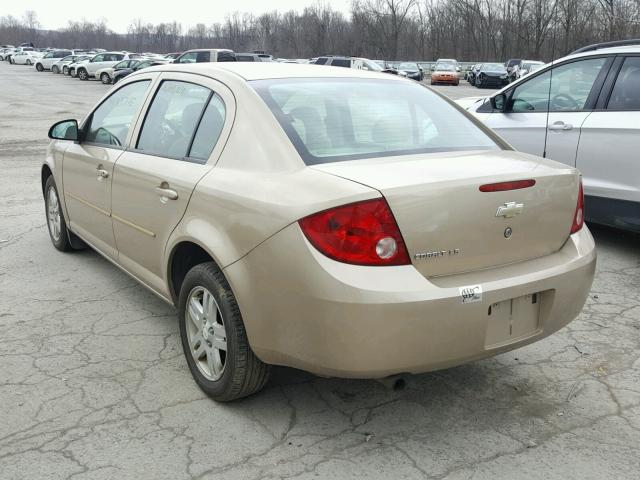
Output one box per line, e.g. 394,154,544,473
399,62,418,70
482,63,506,71
435,63,455,71
252,78,498,165
362,59,383,71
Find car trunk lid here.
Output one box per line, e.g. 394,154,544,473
311,150,580,277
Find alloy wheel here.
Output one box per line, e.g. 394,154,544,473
185,286,227,381
46,186,62,242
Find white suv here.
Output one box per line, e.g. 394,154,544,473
35,50,73,71
172,49,235,63
461,41,640,232
76,52,141,80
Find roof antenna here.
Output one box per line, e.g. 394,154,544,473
543,3,559,159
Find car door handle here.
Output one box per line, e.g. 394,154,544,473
548,121,573,131
155,186,178,200
96,165,109,179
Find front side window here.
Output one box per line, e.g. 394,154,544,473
176,52,197,63
607,57,640,110
331,59,351,68
136,81,211,158
510,57,607,112
253,78,498,165
84,81,150,147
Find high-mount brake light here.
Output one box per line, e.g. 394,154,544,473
479,179,536,192
298,198,410,266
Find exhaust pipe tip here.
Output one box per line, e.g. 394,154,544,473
375,374,407,391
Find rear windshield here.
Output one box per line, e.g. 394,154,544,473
252,78,498,165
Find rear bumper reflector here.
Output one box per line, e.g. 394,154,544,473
479,179,536,192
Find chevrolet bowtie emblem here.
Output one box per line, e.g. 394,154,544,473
496,201,524,218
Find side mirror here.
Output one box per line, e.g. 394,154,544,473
490,93,508,112
48,119,79,141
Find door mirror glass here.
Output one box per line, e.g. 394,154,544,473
491,93,507,112
48,119,79,141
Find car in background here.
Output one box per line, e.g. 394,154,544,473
474,63,509,88
4,46,34,63
0,47,14,60
314,56,405,76
165,52,181,60
235,53,266,62
513,60,545,80
95,59,141,84
76,52,141,81
66,56,92,77
52,55,83,74
430,62,459,85
34,49,73,71
505,58,522,81
463,41,640,232
112,59,168,83
397,62,424,81
172,49,236,63
466,64,481,85
436,58,460,72
11,50,43,65
43,62,595,401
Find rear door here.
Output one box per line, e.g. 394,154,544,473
111,73,234,295
576,55,640,230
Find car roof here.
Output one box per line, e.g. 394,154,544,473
143,62,403,81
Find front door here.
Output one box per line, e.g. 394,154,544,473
62,79,152,259
111,74,233,296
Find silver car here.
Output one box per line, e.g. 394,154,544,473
463,42,640,232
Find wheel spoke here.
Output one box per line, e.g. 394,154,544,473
207,349,222,377
212,335,226,351
203,290,217,321
188,297,203,326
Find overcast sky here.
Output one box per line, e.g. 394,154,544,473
8,0,353,33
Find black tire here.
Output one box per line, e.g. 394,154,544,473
52,65,59,74
100,72,111,84
178,262,271,401
44,176,73,252
35,62,43,71
78,68,88,80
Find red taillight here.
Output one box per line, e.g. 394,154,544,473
570,180,584,234
298,198,410,266
479,179,536,192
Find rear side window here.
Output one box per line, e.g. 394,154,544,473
315,57,329,65
607,57,640,110
331,59,351,68
196,51,210,62
252,78,498,165
136,81,211,159
189,94,226,160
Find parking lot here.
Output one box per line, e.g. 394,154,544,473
1,62,640,480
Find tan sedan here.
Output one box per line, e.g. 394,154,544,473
42,63,596,401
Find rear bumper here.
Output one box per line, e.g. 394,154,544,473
225,225,596,378
431,76,458,84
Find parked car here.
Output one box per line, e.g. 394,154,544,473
66,56,92,77
513,60,545,80
42,62,594,401
474,63,509,88
76,52,141,81
430,62,459,85
172,49,236,63
436,58,460,72
235,53,265,62
466,64,481,85
112,59,167,83
0,47,14,60
51,55,83,74
5,46,34,63
505,58,522,81
11,50,43,65
397,62,424,81
314,56,405,76
462,41,640,231
34,49,73,71
95,59,140,84
164,52,182,60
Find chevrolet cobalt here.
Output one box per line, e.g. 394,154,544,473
42,63,596,401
